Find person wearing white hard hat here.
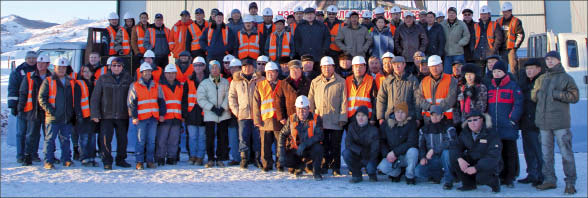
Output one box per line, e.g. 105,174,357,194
380,51,395,76
103,12,122,56
440,7,470,75
373,6,385,19
91,56,133,170
324,5,344,59
17,53,51,166
114,12,134,56
222,54,236,77
199,11,236,63
360,10,373,30
237,14,262,61
228,58,242,75
308,55,347,176
252,62,283,172
197,60,231,168
395,10,427,75
497,1,524,76
144,13,172,67
153,63,183,166
389,6,403,28
257,8,274,55
294,7,332,63
472,5,504,69
127,61,165,169
277,95,325,181
256,55,269,75
376,55,420,127
265,15,293,62
347,56,377,124
37,57,76,169
415,55,458,124
293,6,304,23
335,11,373,58
135,50,163,82
436,11,445,23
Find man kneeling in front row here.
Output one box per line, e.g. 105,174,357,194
278,96,324,181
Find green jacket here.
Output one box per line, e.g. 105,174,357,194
440,19,471,56
531,63,579,130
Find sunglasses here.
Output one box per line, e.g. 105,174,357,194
328,13,337,16
463,14,472,16
111,64,123,67
466,118,480,122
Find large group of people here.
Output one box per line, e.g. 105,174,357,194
7,1,580,195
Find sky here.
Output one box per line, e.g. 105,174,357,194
1,1,116,24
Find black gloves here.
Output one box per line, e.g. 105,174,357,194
211,107,224,116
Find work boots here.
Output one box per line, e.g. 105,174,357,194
240,152,248,169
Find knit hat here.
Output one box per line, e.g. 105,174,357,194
524,58,543,67
465,110,483,119
492,60,507,73
355,106,370,117
301,54,314,62
545,51,560,60
461,63,480,75
394,102,409,114
249,2,258,10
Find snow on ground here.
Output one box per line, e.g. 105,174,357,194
1,135,586,197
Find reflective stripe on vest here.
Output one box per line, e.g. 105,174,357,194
421,74,454,119
23,72,34,112
106,26,118,55
257,80,281,120
268,31,291,61
497,17,519,49
208,27,228,47
162,83,183,120
121,28,131,55
186,80,198,112
289,113,318,150
94,67,108,81
474,21,496,49
76,80,91,118
147,27,173,56
136,66,163,83
69,72,77,80
175,65,194,83
238,31,260,59
136,25,147,53
47,77,74,109
257,23,275,35
325,22,341,51
345,75,374,118
188,21,209,51
135,82,160,120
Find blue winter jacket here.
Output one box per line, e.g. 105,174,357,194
370,27,394,59
8,62,36,110
487,75,523,140
199,24,236,62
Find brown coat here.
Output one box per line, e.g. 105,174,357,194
228,72,264,120
253,79,284,131
308,73,348,130
275,77,311,122
131,23,149,54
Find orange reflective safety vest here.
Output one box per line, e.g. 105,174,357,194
207,27,228,47
374,73,386,91
147,27,173,56
345,75,374,118
135,25,148,53
474,21,497,49
325,22,341,51
388,23,397,36
268,31,291,61
188,21,209,51
171,20,193,58
185,79,198,113
23,72,35,112
175,64,194,83
257,79,281,121
161,83,183,120
46,76,74,110
94,66,108,81
289,113,318,150
107,26,131,55
497,16,520,49
135,66,163,83
134,81,160,120
76,80,91,118
289,22,297,35
68,72,77,80
237,31,260,59
257,23,275,35
421,74,454,119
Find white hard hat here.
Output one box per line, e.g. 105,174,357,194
320,56,335,66
404,11,414,17
123,12,132,20
391,6,401,14
262,8,273,16
351,56,366,65
273,15,285,23
501,2,513,12
193,56,206,64
55,57,70,67
106,56,116,65
294,6,304,13
437,11,445,17
257,55,269,62
264,62,279,71
480,5,491,14
36,54,50,63
229,59,242,67
139,62,153,72
326,5,338,13
295,95,310,108
144,50,155,58
362,11,372,18
374,7,385,15
381,52,395,59
223,54,235,62
243,14,254,23
427,55,443,66
164,63,177,72
107,12,119,20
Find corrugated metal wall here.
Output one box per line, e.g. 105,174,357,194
570,0,587,33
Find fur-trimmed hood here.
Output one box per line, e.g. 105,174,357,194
462,113,492,129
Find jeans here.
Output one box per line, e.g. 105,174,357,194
24,119,43,158
136,118,158,163
540,129,576,185
228,126,240,161
76,119,96,162
187,125,206,158
238,119,260,155
43,123,72,164
416,149,453,184
377,147,419,179
522,129,543,181
156,122,181,159
342,149,377,177
443,55,465,74
16,115,27,160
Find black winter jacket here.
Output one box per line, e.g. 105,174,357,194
452,124,502,173
425,23,446,57
293,20,331,62
18,70,52,121
345,120,379,161
379,117,418,157
38,74,75,124
90,71,133,120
